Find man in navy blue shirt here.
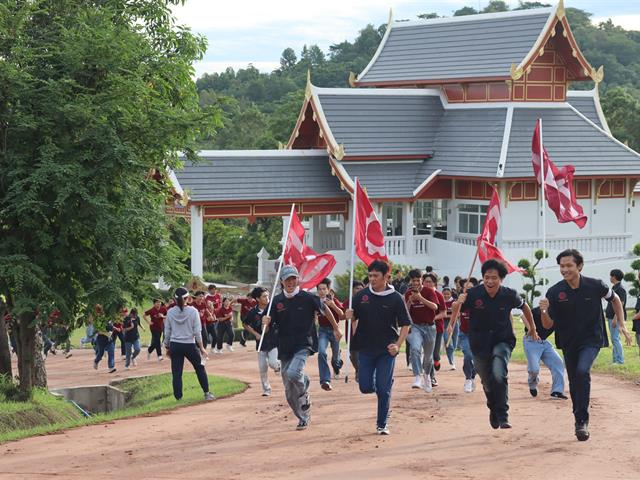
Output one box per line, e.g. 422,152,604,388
346,260,411,435
451,259,538,430
540,249,631,441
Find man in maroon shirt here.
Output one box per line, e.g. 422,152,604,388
236,294,257,347
423,273,446,387
316,278,344,391
405,269,441,392
144,298,167,361
193,291,212,349
447,278,479,393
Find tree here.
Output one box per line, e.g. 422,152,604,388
515,1,550,10
602,86,640,151
418,12,440,19
0,298,11,378
280,48,297,70
517,250,549,307
0,0,219,393
453,7,479,16
482,1,510,13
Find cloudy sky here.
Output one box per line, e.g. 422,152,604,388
171,0,640,78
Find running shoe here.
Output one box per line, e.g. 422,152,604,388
422,374,433,393
431,377,438,387
93,362,98,370
65,352,73,359
575,421,589,441
411,375,423,389
550,391,568,400
296,419,309,430
464,379,473,393
377,425,390,435
109,368,117,373
321,382,332,391
529,388,538,397
262,390,271,397
449,364,456,371
225,344,234,352
499,421,512,429
434,360,441,371
132,359,137,367
158,355,164,361
489,411,499,429
204,392,216,401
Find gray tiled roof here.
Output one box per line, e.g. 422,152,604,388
505,106,640,178
426,108,507,177
175,150,347,202
358,8,552,84
315,89,443,157
341,161,426,199
566,92,604,130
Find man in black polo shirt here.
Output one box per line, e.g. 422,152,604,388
606,269,627,364
540,249,632,441
263,265,340,431
451,259,538,429
346,260,411,435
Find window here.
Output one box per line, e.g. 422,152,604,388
456,181,492,200
574,179,591,199
413,200,448,239
598,179,625,199
458,204,488,235
325,214,341,228
382,202,403,236
508,181,538,201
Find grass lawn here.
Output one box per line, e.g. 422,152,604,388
0,373,246,444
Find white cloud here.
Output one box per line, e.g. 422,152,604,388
592,15,640,31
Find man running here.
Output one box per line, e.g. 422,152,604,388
451,260,538,429
144,299,166,361
539,249,632,441
606,269,627,365
263,265,341,430
316,277,344,391
346,260,411,435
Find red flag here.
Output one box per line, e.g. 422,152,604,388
284,210,336,290
532,120,587,228
476,186,522,274
354,179,388,266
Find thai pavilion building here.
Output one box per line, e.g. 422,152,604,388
174,1,640,287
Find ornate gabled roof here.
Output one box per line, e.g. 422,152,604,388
566,88,610,133
354,1,600,87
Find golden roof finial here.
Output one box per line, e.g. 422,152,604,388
592,65,604,84
304,69,312,100
510,63,524,81
334,144,345,161
348,71,357,88
388,8,393,27
556,0,565,21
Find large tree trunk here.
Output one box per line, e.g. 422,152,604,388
16,312,37,394
33,328,47,388
0,303,12,378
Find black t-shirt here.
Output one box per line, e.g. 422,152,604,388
123,315,140,343
243,305,278,352
463,285,524,357
547,275,612,351
605,282,626,319
351,286,412,354
527,307,554,341
269,290,324,360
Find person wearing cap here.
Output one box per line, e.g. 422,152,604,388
164,287,215,401
262,265,341,431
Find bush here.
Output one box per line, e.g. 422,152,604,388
0,374,31,402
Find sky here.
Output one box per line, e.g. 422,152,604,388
171,0,640,78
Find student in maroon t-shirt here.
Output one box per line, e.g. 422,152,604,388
206,284,222,310
316,278,345,391
236,295,257,347
144,298,167,361
423,273,446,387
215,297,235,353
405,269,441,392
193,291,212,349
446,278,478,393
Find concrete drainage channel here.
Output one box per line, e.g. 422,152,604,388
50,383,128,416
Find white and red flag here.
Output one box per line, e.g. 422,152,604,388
531,119,587,228
476,186,522,274
354,179,388,266
283,209,336,290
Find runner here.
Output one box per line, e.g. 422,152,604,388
123,308,143,369
423,273,446,387
442,287,458,370
316,277,344,391
215,297,235,352
193,291,211,350
164,287,214,401
539,249,632,441
144,298,166,361
242,287,280,396
93,305,117,374
346,260,411,435
451,260,538,429
113,308,127,360
404,269,440,392
448,278,479,393
347,281,365,383
606,269,626,365
236,293,257,347
262,265,340,430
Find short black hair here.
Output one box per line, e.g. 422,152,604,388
318,277,331,288
208,284,217,290
610,269,624,281
368,259,390,275
556,249,584,267
425,266,433,273
352,281,364,289
469,277,479,286
481,259,508,279
443,276,450,284
442,287,452,293
362,276,369,285
195,290,205,297
250,286,267,299
423,273,438,284
408,268,422,279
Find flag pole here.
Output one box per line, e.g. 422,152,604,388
344,177,358,383
258,203,296,353
539,119,547,298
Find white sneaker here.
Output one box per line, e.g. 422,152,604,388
423,374,433,393
132,359,137,367
377,425,390,435
262,390,271,397
225,344,234,352
464,379,473,393
158,356,164,361
213,348,221,354
471,379,476,392
449,364,456,371
411,375,423,389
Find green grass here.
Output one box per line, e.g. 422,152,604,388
0,373,247,444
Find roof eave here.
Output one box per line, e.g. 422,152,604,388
353,9,394,86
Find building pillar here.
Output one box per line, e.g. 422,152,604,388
404,201,414,256
345,200,355,268
190,205,204,277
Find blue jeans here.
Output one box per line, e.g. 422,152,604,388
473,342,512,422
95,340,115,369
318,326,342,384
358,351,396,429
125,339,141,367
444,320,459,365
562,346,600,423
457,331,476,380
407,323,436,377
281,349,311,422
523,336,565,394
607,317,624,364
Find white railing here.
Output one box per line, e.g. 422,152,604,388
385,236,406,256
414,235,431,255
454,234,477,246
502,234,631,253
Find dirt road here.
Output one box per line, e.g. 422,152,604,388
2,347,639,479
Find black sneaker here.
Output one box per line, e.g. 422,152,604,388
529,388,538,397
499,421,512,429
489,411,499,430
551,391,568,400
575,421,589,441
296,419,309,430
300,395,312,412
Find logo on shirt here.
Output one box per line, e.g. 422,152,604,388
276,302,285,311
361,294,369,303
474,299,484,308
558,292,568,301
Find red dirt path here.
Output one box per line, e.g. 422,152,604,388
2,347,639,479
